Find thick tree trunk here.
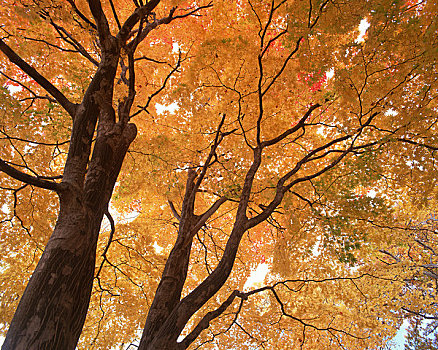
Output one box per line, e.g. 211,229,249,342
139,149,261,350
2,122,137,350
140,241,192,347
2,192,102,350
142,228,244,350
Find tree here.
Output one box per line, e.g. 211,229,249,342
405,316,438,350
373,203,438,344
0,0,437,349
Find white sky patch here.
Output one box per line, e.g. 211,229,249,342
367,189,377,198
120,211,140,224
326,68,334,79
356,19,370,43
172,42,180,53
5,84,22,94
155,102,179,115
153,241,164,254
1,203,10,214
388,319,410,349
312,238,322,256
243,263,269,291
385,108,398,116
317,126,326,135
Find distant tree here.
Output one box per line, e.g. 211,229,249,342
405,316,438,350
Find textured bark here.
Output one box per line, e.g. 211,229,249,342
0,1,224,348
2,34,135,345
2,197,100,350
139,172,198,349
138,147,262,349
142,225,246,350
2,121,136,350
0,0,145,344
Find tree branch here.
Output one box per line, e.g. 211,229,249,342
168,200,181,221
87,0,113,45
180,290,247,348
95,207,116,291
261,103,321,148
182,273,382,347
0,39,77,118
131,50,182,118
397,137,438,151
402,307,438,320
49,20,99,67
117,0,161,43
66,0,97,29
190,197,227,240
0,158,59,191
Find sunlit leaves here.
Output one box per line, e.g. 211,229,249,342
1,0,438,348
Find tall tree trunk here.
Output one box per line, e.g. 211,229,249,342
2,122,137,350
139,171,198,348
2,197,102,350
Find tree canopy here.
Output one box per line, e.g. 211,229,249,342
0,0,437,349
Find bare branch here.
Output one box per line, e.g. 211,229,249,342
87,0,113,44
0,39,77,118
95,207,116,291
171,2,213,20
191,197,228,239
0,158,59,192
118,51,137,124
131,51,182,118
193,114,227,192
397,137,438,151
261,36,303,97
108,0,122,30
261,103,321,148
49,21,99,67
402,308,438,320
0,129,70,147
168,200,181,221
66,0,97,29
0,70,56,103
379,249,401,263
183,273,385,347
180,290,247,347
117,0,162,43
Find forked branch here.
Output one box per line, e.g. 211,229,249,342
182,273,387,348
0,39,78,118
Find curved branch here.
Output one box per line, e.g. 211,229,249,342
261,103,321,148
168,200,181,221
180,290,247,348
117,0,161,43
95,208,116,291
182,273,380,348
66,0,97,29
190,197,227,238
49,21,99,67
0,39,77,118
131,50,182,118
0,159,59,191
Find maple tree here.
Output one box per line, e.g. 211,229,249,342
0,0,438,349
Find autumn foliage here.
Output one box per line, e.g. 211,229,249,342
0,0,438,349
